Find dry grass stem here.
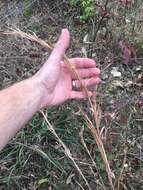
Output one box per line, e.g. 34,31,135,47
79,125,106,190
3,28,115,189
114,147,128,190
75,180,85,190
40,111,92,190
80,108,115,190
92,94,102,135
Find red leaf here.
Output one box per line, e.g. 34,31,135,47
119,40,137,65
118,0,134,6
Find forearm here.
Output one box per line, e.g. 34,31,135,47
0,77,43,150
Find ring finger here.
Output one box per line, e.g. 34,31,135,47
72,68,100,79
73,77,101,89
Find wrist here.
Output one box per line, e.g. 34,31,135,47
32,75,54,109
26,76,46,110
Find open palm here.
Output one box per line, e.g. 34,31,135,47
36,29,100,108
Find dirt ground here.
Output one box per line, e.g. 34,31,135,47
0,1,143,190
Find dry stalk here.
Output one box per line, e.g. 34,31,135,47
40,110,91,190
79,125,98,169
79,125,106,190
80,108,115,190
75,180,85,190
92,93,102,135
114,147,128,190
2,28,114,189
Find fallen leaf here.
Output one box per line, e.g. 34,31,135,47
111,67,122,77
125,81,133,87
118,0,134,7
119,40,137,65
112,80,124,88
135,66,142,72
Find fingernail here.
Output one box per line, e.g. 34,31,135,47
96,68,101,75
88,91,93,96
62,28,68,33
95,78,101,84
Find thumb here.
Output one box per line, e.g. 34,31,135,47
48,29,70,63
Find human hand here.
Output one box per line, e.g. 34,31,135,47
35,29,100,108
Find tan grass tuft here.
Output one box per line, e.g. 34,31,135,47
2,27,115,189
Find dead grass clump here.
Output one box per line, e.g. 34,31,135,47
2,28,115,189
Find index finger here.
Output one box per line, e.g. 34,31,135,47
69,58,97,68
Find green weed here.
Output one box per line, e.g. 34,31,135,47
70,0,93,22
23,0,32,18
